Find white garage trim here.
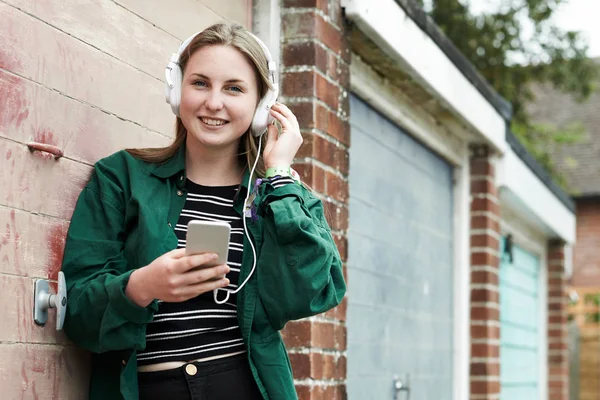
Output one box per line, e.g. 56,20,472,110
496,147,576,244
252,0,282,64
500,207,548,400
453,151,471,400
350,55,465,166
342,0,507,154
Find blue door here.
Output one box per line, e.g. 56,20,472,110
500,238,542,399
347,95,454,399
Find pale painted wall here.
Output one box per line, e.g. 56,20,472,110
0,1,251,397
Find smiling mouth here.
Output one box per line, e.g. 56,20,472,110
200,117,229,126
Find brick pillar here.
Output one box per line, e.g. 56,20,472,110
469,145,501,400
279,1,350,399
548,240,569,400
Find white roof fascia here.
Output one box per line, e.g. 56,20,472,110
496,147,576,244
342,0,507,154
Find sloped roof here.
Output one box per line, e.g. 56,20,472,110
527,59,600,197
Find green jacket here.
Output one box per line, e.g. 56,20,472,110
61,144,346,400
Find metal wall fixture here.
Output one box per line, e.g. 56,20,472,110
393,373,410,400
33,271,67,330
503,233,514,263
26,142,64,159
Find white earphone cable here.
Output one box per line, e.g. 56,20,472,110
213,134,263,304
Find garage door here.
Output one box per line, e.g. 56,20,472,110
500,238,542,399
347,95,455,399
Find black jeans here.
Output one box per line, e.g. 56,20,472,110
137,354,263,400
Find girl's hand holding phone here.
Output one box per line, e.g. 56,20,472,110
125,248,230,307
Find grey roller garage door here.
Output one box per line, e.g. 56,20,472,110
347,95,455,399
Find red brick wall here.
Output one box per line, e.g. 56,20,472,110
571,200,600,286
279,1,350,399
548,241,569,400
469,145,501,400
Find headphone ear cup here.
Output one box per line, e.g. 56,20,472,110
251,89,277,137
168,64,183,117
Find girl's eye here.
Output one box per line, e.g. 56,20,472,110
193,80,207,87
228,86,242,93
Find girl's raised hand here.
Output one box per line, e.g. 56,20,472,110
263,102,303,169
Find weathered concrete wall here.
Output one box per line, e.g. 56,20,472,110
0,1,250,397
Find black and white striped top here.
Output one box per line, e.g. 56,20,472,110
137,176,294,365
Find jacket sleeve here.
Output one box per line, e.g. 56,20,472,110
61,158,157,354
256,181,346,331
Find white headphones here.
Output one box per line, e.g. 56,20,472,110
164,30,279,137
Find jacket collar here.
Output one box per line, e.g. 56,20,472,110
150,143,187,179
149,143,252,195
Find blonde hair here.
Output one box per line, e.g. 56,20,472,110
126,23,274,177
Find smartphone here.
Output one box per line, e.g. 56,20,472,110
185,220,231,268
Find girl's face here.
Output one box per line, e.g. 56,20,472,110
180,45,260,152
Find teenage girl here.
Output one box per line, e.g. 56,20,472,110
61,23,346,400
